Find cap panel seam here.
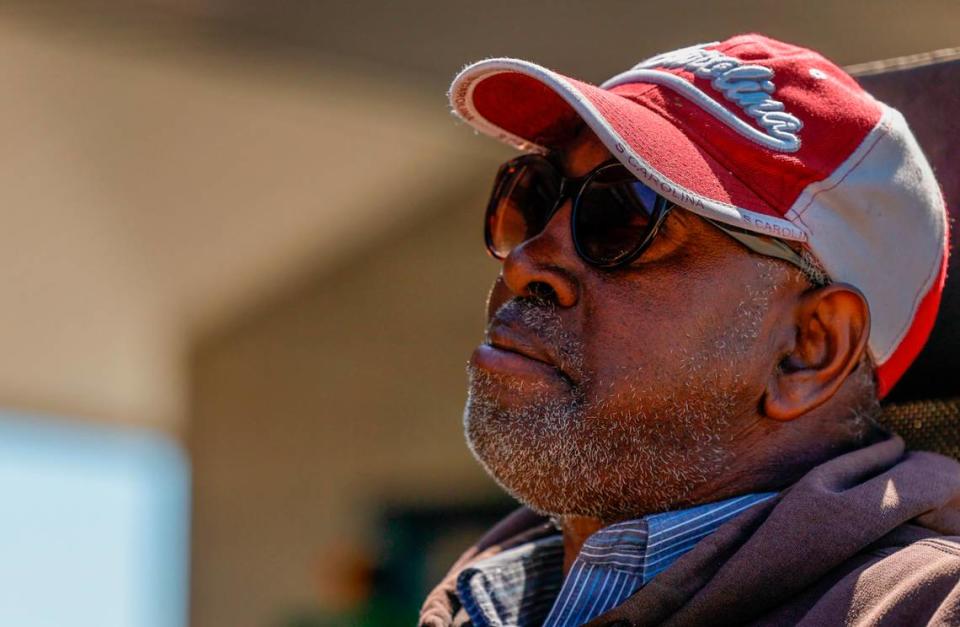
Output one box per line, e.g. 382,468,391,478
788,115,888,220
874,211,948,364
794,106,946,364
791,209,812,237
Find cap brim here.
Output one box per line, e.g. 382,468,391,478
449,58,807,242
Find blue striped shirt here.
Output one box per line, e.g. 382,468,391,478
457,493,776,626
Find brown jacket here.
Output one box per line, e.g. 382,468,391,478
421,436,960,626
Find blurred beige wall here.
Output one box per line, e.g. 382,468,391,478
0,8,504,433
190,180,506,626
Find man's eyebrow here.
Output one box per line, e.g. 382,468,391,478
539,150,574,177
543,150,565,168
545,149,616,178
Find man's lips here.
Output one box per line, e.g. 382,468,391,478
471,322,574,385
486,325,557,367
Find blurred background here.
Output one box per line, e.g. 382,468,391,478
0,1,955,625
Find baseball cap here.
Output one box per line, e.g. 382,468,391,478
448,34,948,398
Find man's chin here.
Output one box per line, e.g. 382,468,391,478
462,373,734,521
462,385,604,518
464,432,621,519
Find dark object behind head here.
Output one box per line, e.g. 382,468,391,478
852,50,960,454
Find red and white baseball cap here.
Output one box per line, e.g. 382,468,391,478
448,34,948,398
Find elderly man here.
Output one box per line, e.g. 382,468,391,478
421,35,959,626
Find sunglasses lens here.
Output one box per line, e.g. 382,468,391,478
486,158,559,258
574,167,661,266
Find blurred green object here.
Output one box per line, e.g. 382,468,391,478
281,499,515,626
282,597,412,627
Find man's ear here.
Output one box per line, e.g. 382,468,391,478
763,283,870,421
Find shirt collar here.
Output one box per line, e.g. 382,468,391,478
457,492,777,627
456,535,564,627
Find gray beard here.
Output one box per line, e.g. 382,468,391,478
463,366,735,520
463,261,780,521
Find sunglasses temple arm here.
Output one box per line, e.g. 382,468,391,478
705,217,807,271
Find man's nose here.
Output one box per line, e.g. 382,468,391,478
498,200,581,307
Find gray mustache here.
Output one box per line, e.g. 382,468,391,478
489,297,585,379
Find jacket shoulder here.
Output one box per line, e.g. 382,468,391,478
799,535,960,626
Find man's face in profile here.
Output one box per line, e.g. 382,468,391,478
463,129,806,521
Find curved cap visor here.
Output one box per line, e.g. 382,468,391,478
450,58,808,242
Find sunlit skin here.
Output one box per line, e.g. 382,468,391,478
468,127,880,573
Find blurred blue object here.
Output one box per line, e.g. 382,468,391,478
0,412,189,627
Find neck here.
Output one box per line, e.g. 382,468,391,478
556,396,886,575
560,515,603,575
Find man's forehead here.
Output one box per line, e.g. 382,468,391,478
548,126,612,177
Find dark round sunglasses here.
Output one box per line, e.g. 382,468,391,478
485,154,670,268
485,153,814,274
